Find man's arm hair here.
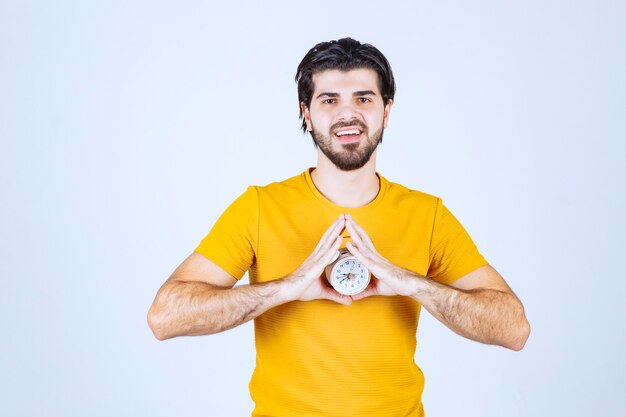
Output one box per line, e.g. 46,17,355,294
414,265,530,351
344,215,530,351
147,253,290,340
147,215,350,340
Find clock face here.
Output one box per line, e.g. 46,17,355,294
330,256,370,295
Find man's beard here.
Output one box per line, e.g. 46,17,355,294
310,120,384,171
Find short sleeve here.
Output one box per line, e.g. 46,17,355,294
427,199,488,284
194,186,259,280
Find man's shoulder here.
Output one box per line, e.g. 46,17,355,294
381,174,441,206
250,171,306,190
247,171,309,197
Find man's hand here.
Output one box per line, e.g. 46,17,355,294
344,214,420,300
284,214,353,305
344,214,530,350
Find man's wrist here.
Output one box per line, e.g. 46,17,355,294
404,271,430,299
271,275,300,304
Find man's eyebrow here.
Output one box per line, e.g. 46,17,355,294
353,90,377,96
315,92,340,99
315,90,378,99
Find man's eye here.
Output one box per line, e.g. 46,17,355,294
322,98,337,104
357,97,371,103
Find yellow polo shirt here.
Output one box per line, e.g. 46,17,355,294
195,169,487,416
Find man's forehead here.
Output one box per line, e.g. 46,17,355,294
311,68,381,94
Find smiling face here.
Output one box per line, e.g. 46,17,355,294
301,68,393,171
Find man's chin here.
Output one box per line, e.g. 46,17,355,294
339,142,360,151
336,164,366,172
330,153,373,171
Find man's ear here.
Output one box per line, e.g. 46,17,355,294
383,99,393,129
300,102,312,131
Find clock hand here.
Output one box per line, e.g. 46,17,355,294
338,273,357,283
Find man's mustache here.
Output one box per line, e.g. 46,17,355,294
330,119,368,133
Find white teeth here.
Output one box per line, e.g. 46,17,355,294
336,129,361,136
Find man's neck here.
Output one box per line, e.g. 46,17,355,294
310,152,380,208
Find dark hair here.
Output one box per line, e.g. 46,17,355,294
295,37,396,134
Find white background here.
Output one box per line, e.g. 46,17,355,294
1,1,625,416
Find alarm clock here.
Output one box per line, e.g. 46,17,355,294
325,248,371,295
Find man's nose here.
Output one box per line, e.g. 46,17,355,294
336,102,359,121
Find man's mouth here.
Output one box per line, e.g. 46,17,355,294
333,128,363,143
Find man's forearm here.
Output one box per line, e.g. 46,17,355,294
148,216,350,340
148,279,290,340
412,278,530,351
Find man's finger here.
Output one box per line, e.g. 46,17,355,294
320,285,352,305
344,217,365,247
322,235,343,265
346,241,383,284
319,215,344,245
351,287,376,301
315,215,345,253
346,241,370,268
346,214,372,246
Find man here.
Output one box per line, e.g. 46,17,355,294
148,37,530,416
